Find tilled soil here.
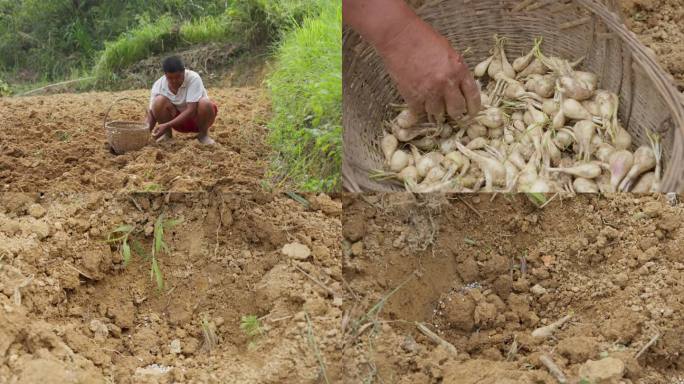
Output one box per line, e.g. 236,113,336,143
0,192,344,383
0,88,270,193
621,0,684,91
341,193,683,384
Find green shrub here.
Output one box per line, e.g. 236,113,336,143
266,1,341,192
225,0,328,45
93,16,176,78
0,78,10,96
180,16,231,45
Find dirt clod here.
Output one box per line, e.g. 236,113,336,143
282,242,311,260
579,357,625,384
557,336,599,363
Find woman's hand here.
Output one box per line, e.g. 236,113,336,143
376,17,481,122
344,0,481,123
152,123,170,138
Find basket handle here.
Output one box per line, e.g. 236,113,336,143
103,97,148,131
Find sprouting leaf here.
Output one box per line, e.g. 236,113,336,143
164,218,183,228
122,241,131,267
154,228,164,255
151,257,164,291
526,193,547,207
111,224,134,233
131,239,148,260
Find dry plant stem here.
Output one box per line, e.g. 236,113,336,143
128,196,143,212
305,313,330,384
63,261,94,281
12,274,34,306
539,193,559,209
635,333,660,359
293,264,336,297
532,314,573,338
507,335,519,361
540,354,568,383
416,322,458,356
456,196,483,218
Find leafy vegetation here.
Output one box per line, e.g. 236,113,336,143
240,314,263,349
0,0,329,85
104,214,181,292
151,214,182,291
0,0,228,82
266,1,341,191
105,224,135,266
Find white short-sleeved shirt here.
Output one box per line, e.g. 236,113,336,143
149,69,208,111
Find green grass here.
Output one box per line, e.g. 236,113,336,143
240,314,263,338
180,16,231,45
266,1,341,192
240,314,263,349
105,224,135,266
151,214,182,292
105,215,180,292
93,15,176,79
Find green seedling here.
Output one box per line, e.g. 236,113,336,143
240,314,262,338
143,183,162,192
285,191,310,209
105,224,135,266
150,214,181,291
240,314,263,350
526,192,547,207
464,237,478,246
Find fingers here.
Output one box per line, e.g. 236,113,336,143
443,84,466,121
424,95,446,123
460,74,482,117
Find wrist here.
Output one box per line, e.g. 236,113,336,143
373,13,424,56
345,0,420,49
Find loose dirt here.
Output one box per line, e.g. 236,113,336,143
0,87,270,192
341,193,683,383
0,192,343,383
621,0,684,91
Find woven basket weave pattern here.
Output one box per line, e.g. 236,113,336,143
104,98,149,155
342,0,684,192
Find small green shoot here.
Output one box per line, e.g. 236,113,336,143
240,314,263,350
150,214,182,292
526,192,547,207
105,224,135,266
285,191,310,209
143,183,162,192
240,314,262,338
464,237,478,246
579,379,592,384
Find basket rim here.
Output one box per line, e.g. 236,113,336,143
105,120,148,131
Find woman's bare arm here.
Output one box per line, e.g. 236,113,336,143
343,0,481,121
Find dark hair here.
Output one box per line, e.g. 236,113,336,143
162,56,185,73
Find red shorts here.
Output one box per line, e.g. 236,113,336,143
173,102,218,133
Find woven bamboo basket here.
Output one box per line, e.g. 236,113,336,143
343,0,684,192
104,98,150,155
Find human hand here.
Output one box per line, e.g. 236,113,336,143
152,123,170,138
376,17,481,123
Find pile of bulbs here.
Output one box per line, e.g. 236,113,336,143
377,36,662,193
